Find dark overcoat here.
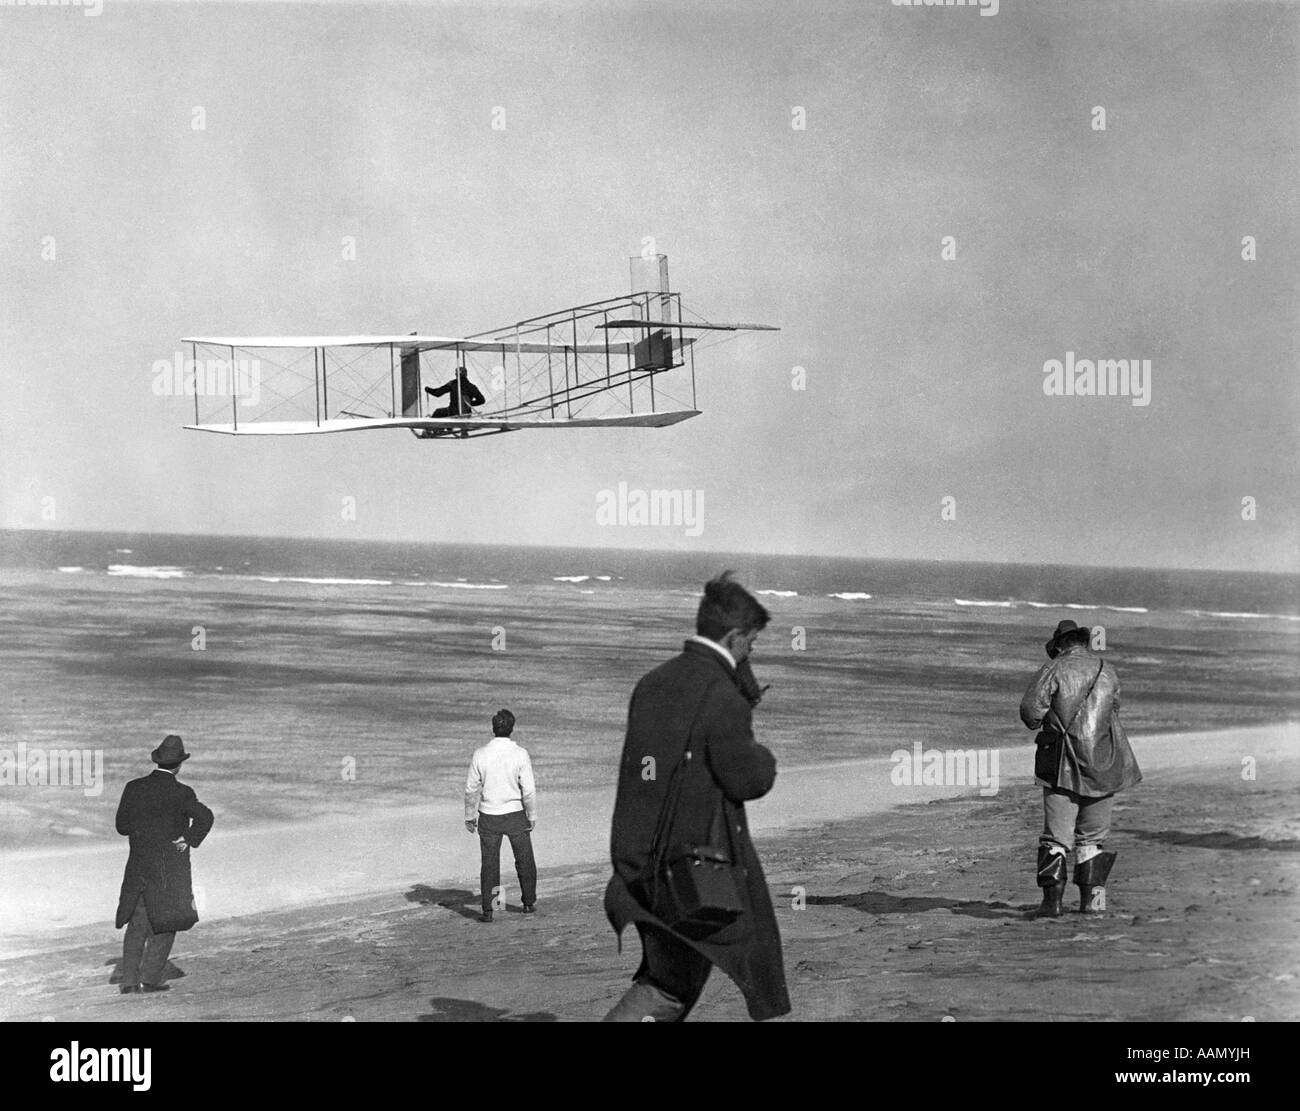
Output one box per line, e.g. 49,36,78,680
114,770,215,934
426,376,486,415
604,640,790,1021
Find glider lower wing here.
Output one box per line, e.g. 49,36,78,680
184,411,700,436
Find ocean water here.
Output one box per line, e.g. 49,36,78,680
1,529,1297,850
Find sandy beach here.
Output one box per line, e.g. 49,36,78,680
2,722,1295,1022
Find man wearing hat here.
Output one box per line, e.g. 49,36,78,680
1019,621,1142,918
113,735,215,994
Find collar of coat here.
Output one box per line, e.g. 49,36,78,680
1056,643,1094,660
683,636,737,673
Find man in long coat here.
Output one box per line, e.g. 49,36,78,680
114,735,215,994
1020,621,1141,917
603,572,790,1021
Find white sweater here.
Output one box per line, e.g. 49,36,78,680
464,737,536,821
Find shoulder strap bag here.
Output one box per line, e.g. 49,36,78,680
640,680,746,936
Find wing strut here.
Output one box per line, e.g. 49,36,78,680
546,326,556,418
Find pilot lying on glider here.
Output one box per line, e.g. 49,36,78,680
426,366,486,419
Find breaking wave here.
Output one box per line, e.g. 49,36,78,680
107,564,188,579
405,580,508,590
254,576,393,586
1183,609,1300,622
1023,601,1149,614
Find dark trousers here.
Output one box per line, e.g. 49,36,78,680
604,924,713,1022
477,810,537,912
120,894,175,988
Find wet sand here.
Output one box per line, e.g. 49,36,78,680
4,562,1297,854
0,723,1295,1021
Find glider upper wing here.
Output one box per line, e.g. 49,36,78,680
181,334,640,355
597,320,779,332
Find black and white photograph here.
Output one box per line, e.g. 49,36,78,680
1,0,1295,1066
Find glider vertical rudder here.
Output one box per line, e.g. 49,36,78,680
400,343,421,416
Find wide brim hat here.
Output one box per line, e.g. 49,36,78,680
151,734,190,764
1045,619,1089,655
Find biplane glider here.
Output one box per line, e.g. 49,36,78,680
181,255,777,440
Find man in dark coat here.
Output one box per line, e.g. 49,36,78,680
603,572,790,1021
114,735,214,994
1020,621,1141,918
425,366,486,418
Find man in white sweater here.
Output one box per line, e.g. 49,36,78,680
464,709,537,923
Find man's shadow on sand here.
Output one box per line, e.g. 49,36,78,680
405,886,481,920
807,892,1027,919
1132,830,1300,852
417,998,557,1022
405,885,537,918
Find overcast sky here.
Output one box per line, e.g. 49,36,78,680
2,0,1296,572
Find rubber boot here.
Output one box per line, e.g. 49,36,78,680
1075,850,1117,914
1035,845,1067,918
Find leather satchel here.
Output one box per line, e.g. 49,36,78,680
659,769,745,934
640,689,745,936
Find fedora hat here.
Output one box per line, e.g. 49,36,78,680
151,734,190,764
1045,619,1090,657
